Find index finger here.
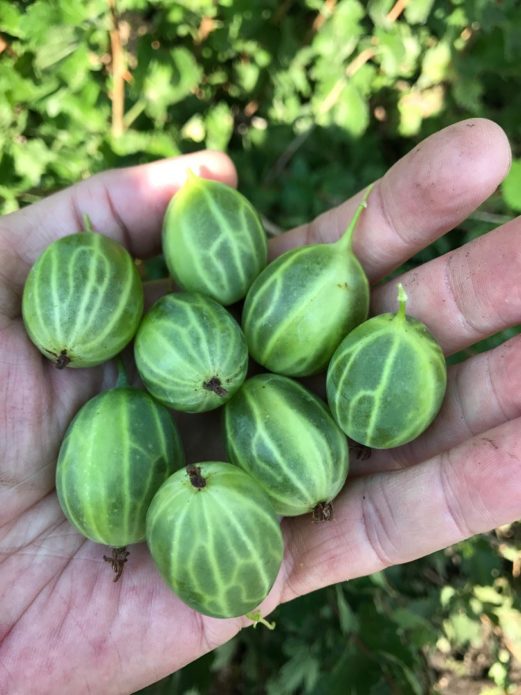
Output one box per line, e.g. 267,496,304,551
270,118,511,282
0,150,237,275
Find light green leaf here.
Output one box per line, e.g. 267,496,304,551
440,585,456,607
181,114,206,143
0,1,24,36
171,47,203,100
419,41,452,87
502,159,521,212
375,27,406,77
12,139,54,185
34,26,79,72
335,585,358,634
235,62,260,92
144,48,202,121
367,0,394,27
497,606,521,662
398,85,444,136
312,0,365,64
205,102,234,150
488,660,508,688
333,81,369,136
405,0,435,25
473,585,506,606
443,612,483,648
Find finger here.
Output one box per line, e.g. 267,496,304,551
281,417,521,603
371,215,521,357
269,118,511,281
349,333,521,476
0,150,237,274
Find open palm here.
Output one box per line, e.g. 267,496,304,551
1,120,521,693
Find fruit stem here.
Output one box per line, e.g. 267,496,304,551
245,611,276,630
82,213,95,233
115,357,130,388
396,283,408,321
55,349,71,369
334,183,374,252
185,168,199,186
103,546,129,582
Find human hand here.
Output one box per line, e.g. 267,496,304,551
1,119,519,693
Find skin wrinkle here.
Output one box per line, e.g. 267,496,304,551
373,175,408,252
444,253,484,341
360,476,399,568
100,179,135,256
0,498,66,556
437,450,474,539
453,360,477,438
485,348,510,423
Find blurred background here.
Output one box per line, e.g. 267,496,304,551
2,0,521,692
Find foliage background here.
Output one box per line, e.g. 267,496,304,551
2,0,521,692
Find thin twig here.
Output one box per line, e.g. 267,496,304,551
468,211,512,225
261,215,284,237
386,0,408,23
108,0,125,138
265,0,405,183
272,0,295,25
311,0,337,34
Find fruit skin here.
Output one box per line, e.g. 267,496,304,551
326,310,447,449
162,174,268,305
56,387,184,546
242,243,369,376
146,462,284,619
224,374,349,516
134,292,249,413
22,232,144,368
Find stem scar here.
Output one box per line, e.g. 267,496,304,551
187,464,206,489
203,376,228,397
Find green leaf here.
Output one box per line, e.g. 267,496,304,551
335,585,358,634
405,0,435,25
502,159,521,212
391,608,431,631
419,41,451,87
266,645,320,695
0,1,24,36
235,61,260,92
205,102,234,150
378,651,424,695
33,26,79,72
443,612,483,648
367,0,394,27
312,0,365,64
497,606,521,663
12,139,54,185
144,49,202,121
473,585,506,606
375,27,407,77
440,586,456,607
398,85,444,136
333,81,369,136
452,76,483,113
488,660,508,688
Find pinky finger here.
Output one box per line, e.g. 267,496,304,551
281,417,521,603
